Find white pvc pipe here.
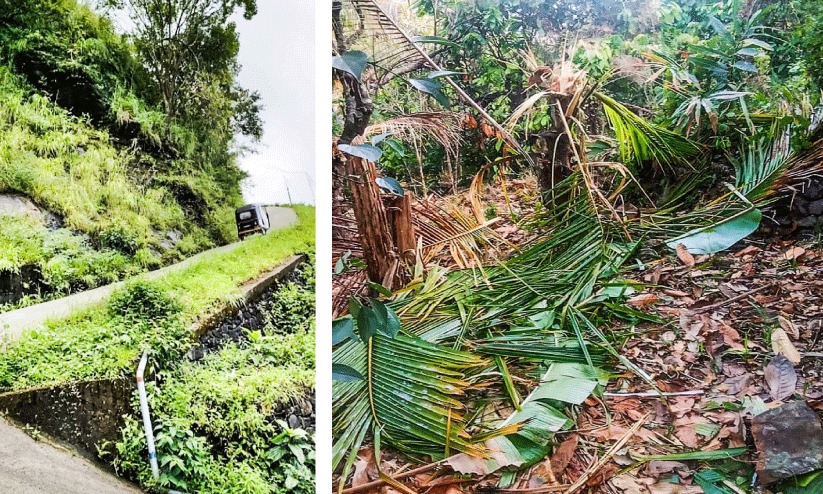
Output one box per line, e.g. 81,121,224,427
136,351,160,480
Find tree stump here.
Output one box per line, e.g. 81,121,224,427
343,147,398,289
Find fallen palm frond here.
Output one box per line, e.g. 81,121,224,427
413,199,509,269
334,147,823,488
765,133,823,198
339,0,428,80
332,334,487,487
597,92,703,174
364,112,462,159
732,137,791,202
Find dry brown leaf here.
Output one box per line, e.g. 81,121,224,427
647,484,703,494
765,355,797,402
645,460,687,476
610,475,653,493
717,321,745,350
771,326,802,364
627,293,660,308
734,245,760,257
778,315,800,339
674,424,700,448
352,448,375,487
550,434,579,476
784,246,806,260
669,397,696,418
676,243,695,268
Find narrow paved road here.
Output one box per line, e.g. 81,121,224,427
0,206,297,341
0,417,142,493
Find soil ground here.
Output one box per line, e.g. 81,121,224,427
335,179,823,494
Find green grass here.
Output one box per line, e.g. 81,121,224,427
0,214,140,295
0,65,241,300
112,257,316,494
0,206,315,390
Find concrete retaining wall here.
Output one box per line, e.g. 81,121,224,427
0,378,132,461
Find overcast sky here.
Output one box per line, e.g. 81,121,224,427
232,2,316,206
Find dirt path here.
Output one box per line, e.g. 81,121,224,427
0,206,297,341
0,417,142,493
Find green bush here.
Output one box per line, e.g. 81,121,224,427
108,280,182,324
113,329,315,493
99,225,141,255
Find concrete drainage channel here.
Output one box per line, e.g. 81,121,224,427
0,254,313,491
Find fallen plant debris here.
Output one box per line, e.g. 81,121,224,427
331,0,823,493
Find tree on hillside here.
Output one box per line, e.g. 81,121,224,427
105,0,262,141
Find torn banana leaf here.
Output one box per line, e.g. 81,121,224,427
666,208,762,255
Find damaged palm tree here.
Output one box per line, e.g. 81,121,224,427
333,2,823,492
332,0,527,288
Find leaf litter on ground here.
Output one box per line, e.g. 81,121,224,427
338,234,823,494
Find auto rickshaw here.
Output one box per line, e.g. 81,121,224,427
235,204,271,240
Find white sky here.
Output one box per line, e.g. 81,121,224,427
232,2,316,206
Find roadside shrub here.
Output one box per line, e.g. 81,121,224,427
108,279,181,324
112,257,316,494
263,264,316,334
113,334,315,494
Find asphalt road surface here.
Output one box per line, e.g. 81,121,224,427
0,206,297,342
0,416,143,493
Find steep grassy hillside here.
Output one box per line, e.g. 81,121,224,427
0,0,251,306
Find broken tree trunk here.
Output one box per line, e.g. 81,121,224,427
343,141,399,289
536,94,574,204
385,191,416,265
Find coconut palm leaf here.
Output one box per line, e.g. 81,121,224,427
364,112,463,159
413,201,505,269
332,333,487,480
339,0,427,79
597,92,702,174
732,138,790,202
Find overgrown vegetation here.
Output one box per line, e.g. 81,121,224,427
332,0,823,492
0,206,314,390
112,262,316,494
0,0,260,304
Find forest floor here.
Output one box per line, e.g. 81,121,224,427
336,179,823,494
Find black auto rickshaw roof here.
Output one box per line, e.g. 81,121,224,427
236,203,264,213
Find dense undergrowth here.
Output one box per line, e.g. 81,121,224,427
0,0,255,305
0,205,314,391
112,262,316,494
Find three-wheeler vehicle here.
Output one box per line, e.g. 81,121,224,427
235,204,271,240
